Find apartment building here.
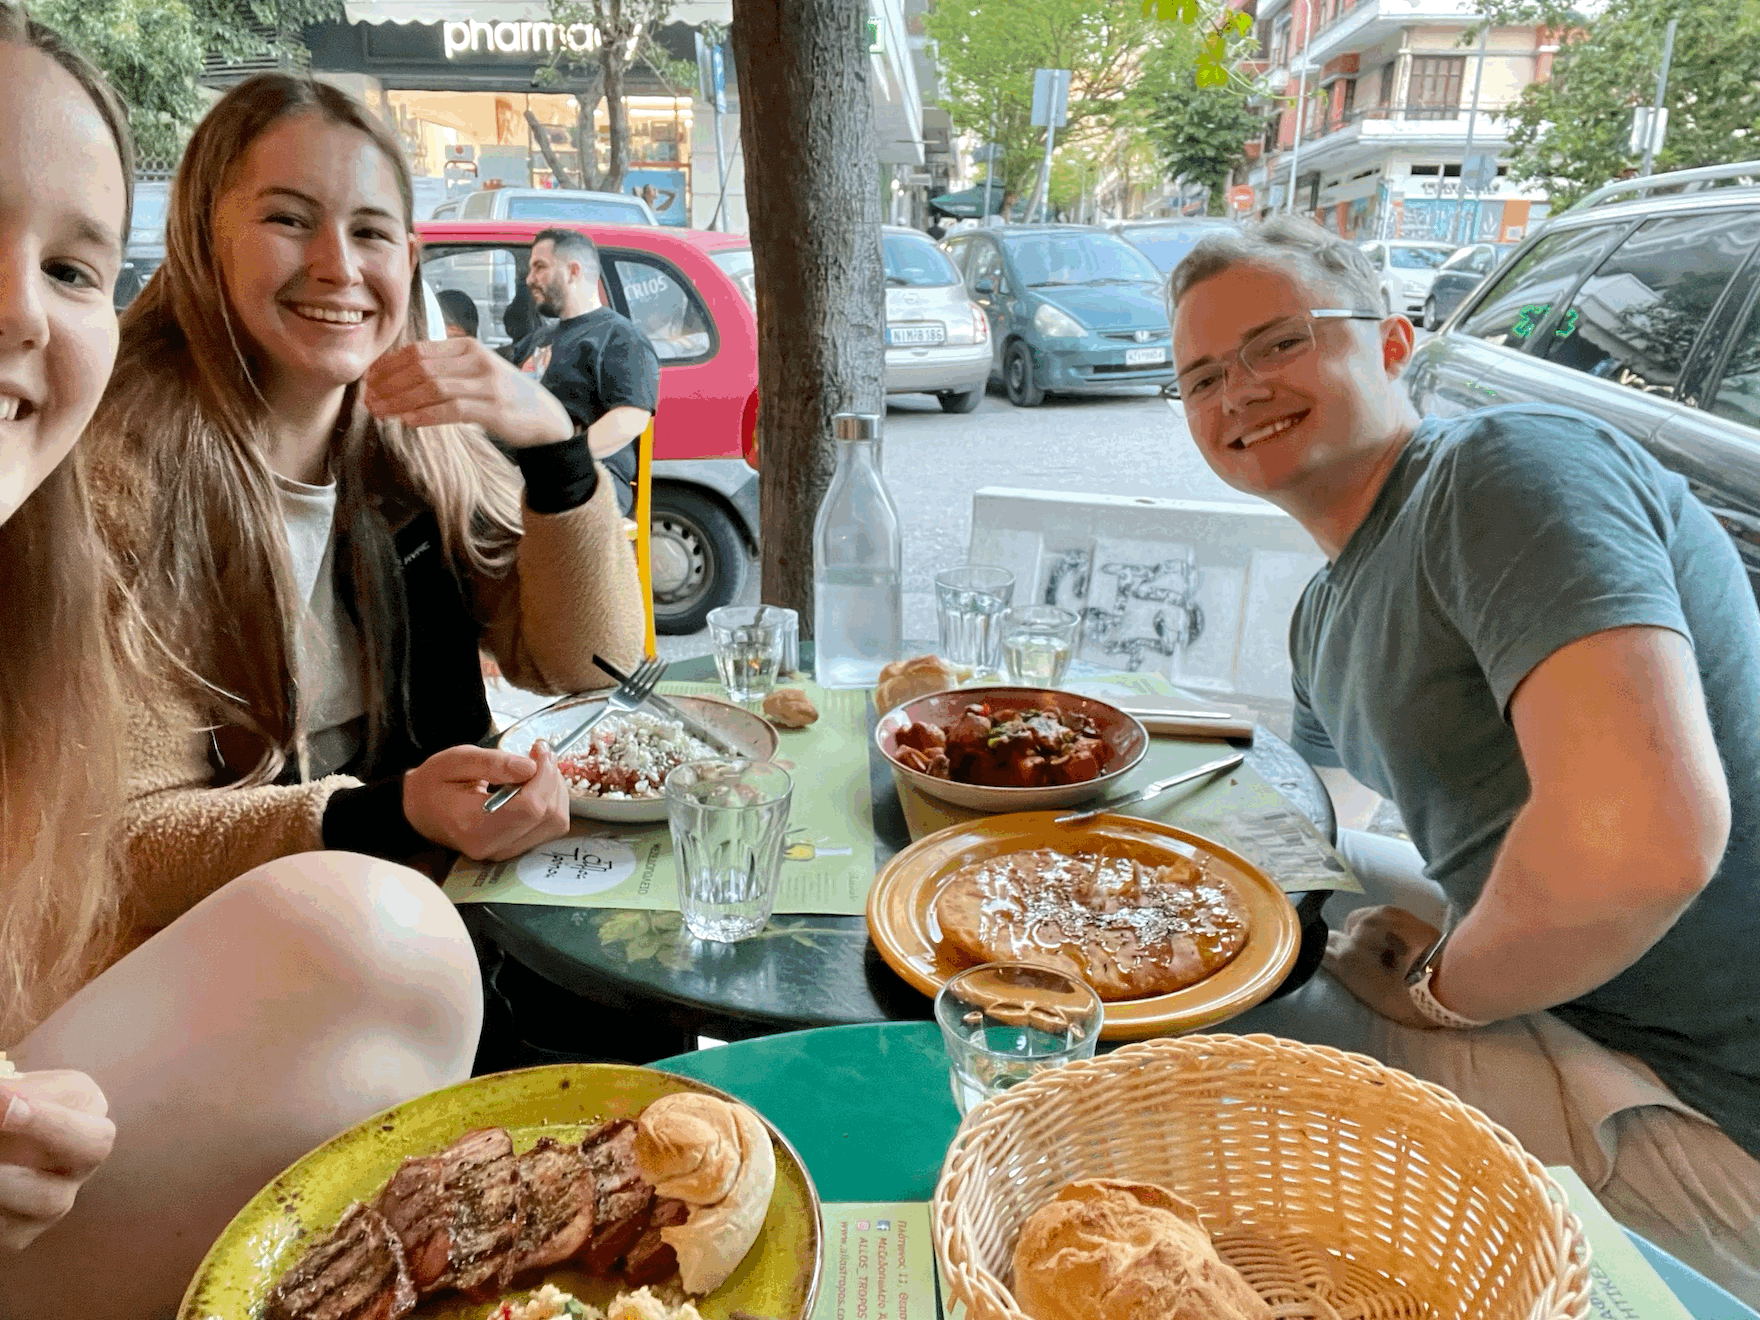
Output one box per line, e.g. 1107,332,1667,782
1243,0,1558,241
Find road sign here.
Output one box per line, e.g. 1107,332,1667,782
1229,184,1255,211
1031,68,1071,128
1630,106,1669,156
1461,150,1499,193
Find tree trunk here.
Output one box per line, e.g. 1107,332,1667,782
526,109,577,188
730,0,885,635
599,0,631,191
574,64,604,188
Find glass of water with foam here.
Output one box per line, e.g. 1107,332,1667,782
934,961,1104,1116
1002,605,1082,688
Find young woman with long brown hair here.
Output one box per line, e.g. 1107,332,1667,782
89,73,645,922
0,13,485,1315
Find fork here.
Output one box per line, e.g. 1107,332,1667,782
482,654,665,814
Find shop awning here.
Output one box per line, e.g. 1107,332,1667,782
342,0,731,23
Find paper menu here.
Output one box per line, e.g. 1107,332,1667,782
811,1203,940,1320
1546,1166,1696,1320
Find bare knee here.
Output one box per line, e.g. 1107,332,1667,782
218,853,482,1076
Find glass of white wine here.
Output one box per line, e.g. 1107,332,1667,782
1002,605,1082,688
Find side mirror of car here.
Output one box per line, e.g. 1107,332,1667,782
974,278,995,297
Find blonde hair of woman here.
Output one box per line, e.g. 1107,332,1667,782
0,19,481,1315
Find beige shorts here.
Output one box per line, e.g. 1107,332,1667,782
1228,830,1760,1308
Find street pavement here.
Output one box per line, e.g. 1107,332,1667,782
656,383,1260,661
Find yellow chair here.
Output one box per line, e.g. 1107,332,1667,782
623,420,658,657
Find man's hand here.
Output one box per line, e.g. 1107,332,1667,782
403,742,572,861
0,1070,115,1251
1323,905,1442,1030
362,339,574,447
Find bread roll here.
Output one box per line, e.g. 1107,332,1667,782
633,1093,742,1204
1011,1179,1271,1320
874,655,958,714
635,1094,777,1295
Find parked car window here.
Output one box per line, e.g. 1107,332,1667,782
1389,245,1452,270
1006,233,1160,287
942,238,972,275
1710,299,1760,432
1541,212,1760,397
421,246,528,347
710,246,755,311
1118,224,1227,274
460,191,494,219
968,241,1005,295
129,185,169,248
611,255,713,362
1450,244,1494,276
884,232,960,287
1457,223,1627,348
507,195,649,224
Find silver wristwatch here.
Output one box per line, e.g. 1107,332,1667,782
1403,924,1490,1030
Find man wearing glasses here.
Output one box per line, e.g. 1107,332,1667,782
1176,218,1760,1302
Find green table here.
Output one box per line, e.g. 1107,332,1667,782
656,1022,960,1203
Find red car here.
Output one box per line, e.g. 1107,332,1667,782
417,220,759,633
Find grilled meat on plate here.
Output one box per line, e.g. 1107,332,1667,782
264,1202,417,1320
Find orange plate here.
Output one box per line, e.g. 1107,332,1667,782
866,811,1303,1041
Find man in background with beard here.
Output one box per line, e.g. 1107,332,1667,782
508,228,659,516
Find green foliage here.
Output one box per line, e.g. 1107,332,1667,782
33,0,342,161
1480,0,1760,207
925,0,1178,196
1143,67,1258,213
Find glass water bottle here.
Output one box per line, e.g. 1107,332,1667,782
812,413,903,688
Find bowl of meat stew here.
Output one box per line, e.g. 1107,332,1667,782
875,686,1149,813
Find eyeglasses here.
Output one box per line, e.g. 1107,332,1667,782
1173,309,1385,408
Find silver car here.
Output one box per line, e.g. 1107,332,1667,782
1358,239,1456,315
883,226,992,413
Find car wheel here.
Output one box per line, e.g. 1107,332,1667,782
1004,341,1045,407
649,486,751,635
938,384,984,414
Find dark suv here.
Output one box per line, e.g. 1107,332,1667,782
1404,161,1760,601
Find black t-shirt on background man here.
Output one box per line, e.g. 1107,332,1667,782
510,306,661,515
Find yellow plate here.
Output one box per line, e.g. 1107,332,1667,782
179,1065,822,1320
866,812,1302,1041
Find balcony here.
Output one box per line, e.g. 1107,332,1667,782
1299,0,1481,67
1269,103,1508,171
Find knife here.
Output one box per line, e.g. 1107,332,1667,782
591,654,745,758
1053,752,1246,826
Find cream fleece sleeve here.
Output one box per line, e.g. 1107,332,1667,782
475,453,648,694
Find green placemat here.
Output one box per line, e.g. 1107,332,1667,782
442,680,877,915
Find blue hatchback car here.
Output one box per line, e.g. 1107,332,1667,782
942,225,1175,406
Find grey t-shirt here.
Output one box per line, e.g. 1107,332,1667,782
1290,404,1760,1160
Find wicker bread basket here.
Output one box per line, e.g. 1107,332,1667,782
933,1034,1593,1320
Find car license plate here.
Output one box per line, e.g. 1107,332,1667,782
1125,346,1167,366
888,323,946,346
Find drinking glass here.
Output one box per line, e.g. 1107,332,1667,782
707,606,783,702
934,565,1015,673
1002,605,1082,687
934,961,1104,1116
767,606,801,677
664,759,793,943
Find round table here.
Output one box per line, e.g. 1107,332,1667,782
464,654,1337,1044
652,1022,1759,1320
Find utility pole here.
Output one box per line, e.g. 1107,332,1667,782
1028,68,1070,223
1284,0,1309,213
1449,21,1491,245
981,92,999,220
1639,17,1678,176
